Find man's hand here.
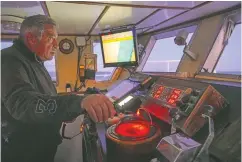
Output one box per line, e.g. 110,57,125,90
81,94,116,122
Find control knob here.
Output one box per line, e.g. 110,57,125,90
191,89,200,96
181,94,191,103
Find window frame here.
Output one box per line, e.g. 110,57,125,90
138,23,199,74
199,10,241,79
92,40,117,82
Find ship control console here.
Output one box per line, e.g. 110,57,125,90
82,72,230,162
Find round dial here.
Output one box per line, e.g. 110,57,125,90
63,42,71,50
59,38,74,54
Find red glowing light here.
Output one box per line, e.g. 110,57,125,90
173,89,181,95
167,89,182,105
171,94,178,99
154,94,160,98
144,103,171,123
158,86,164,90
168,99,175,104
156,90,161,94
115,121,150,138
153,86,164,99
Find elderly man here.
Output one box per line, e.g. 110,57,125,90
1,15,116,162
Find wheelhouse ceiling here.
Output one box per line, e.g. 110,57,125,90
1,1,241,35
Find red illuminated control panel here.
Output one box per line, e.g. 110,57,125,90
150,84,183,108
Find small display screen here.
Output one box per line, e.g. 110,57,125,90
118,95,133,106
106,80,139,101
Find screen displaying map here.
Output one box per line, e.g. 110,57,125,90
101,31,136,63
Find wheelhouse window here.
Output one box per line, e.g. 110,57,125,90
142,26,196,72
1,40,13,50
93,42,116,81
44,57,57,82
1,40,57,81
213,23,241,75
201,10,241,76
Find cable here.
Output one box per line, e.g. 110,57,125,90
74,36,92,92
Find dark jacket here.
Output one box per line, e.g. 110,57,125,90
1,39,85,145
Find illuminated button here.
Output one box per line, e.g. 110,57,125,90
173,89,181,95
159,87,164,90
154,95,160,98
168,99,175,104
171,94,178,99
156,90,162,94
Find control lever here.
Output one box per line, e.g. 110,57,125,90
169,108,179,134
193,105,215,162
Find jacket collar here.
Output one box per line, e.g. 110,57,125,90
13,39,43,63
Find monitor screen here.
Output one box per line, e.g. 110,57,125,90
100,29,138,67
105,79,140,101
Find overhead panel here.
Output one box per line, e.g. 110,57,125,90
154,25,197,40
1,1,44,34
46,1,105,34
145,1,241,34
136,9,185,34
1,1,45,18
96,7,156,34
98,1,204,8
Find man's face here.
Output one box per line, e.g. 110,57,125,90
27,24,58,61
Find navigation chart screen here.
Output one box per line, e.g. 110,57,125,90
101,30,137,65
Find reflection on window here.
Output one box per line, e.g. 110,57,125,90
142,33,194,72
44,57,57,82
213,24,241,75
1,40,57,81
1,41,13,50
93,42,116,81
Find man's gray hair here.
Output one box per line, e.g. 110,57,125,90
20,15,56,40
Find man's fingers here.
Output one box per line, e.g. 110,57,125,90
101,102,110,121
82,94,117,122
92,103,103,122
103,96,116,118
88,106,98,122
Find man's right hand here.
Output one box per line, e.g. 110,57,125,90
81,94,116,122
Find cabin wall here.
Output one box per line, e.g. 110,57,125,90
55,36,79,92
56,36,128,93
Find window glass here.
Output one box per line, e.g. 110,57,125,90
44,57,57,81
1,41,13,49
93,42,116,81
213,24,241,75
142,33,194,72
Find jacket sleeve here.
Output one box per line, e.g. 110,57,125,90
1,56,86,124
